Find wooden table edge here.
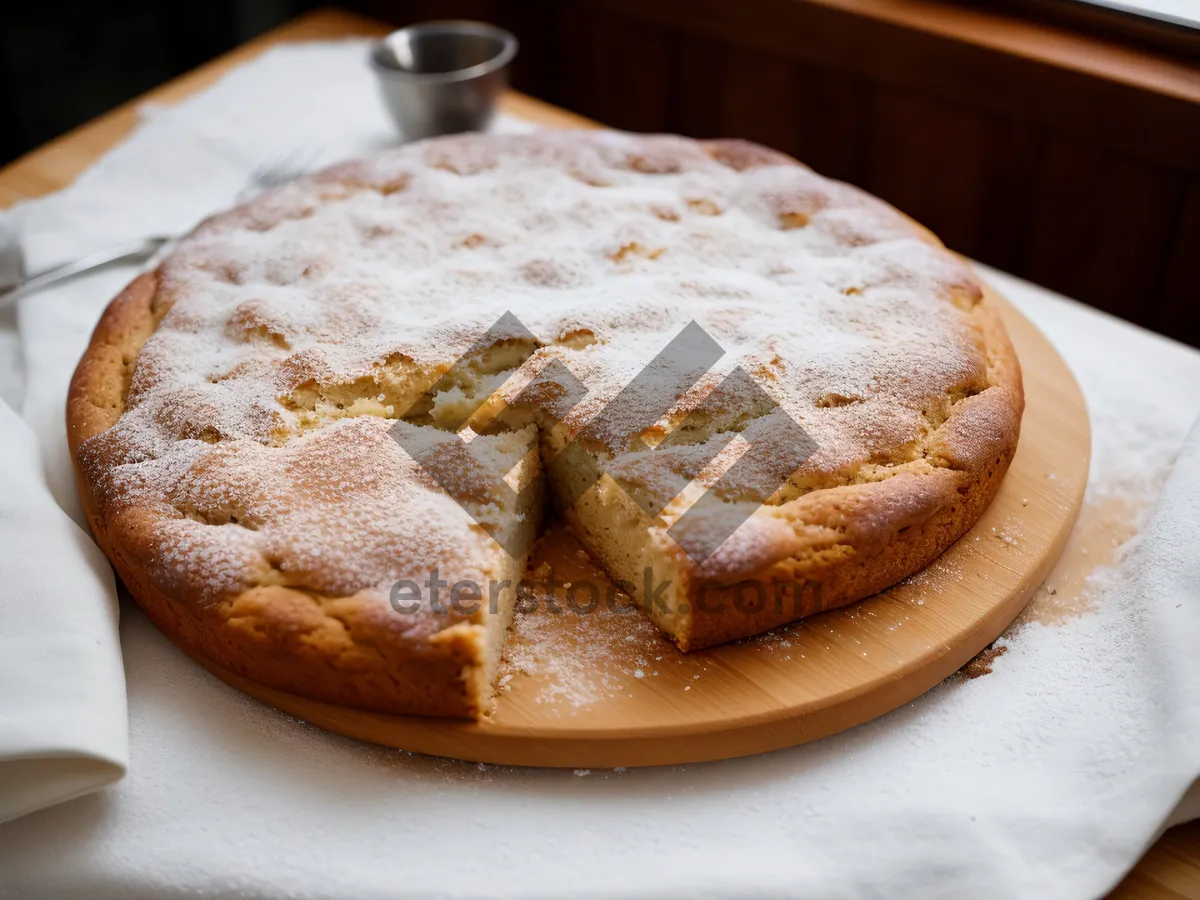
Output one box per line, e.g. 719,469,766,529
0,6,1193,898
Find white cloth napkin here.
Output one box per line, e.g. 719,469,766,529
0,40,1197,900
0,400,127,824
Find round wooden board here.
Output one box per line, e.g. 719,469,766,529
193,290,1089,768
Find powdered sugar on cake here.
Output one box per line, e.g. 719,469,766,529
80,131,994,614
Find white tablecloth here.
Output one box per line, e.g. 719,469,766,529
0,40,1197,900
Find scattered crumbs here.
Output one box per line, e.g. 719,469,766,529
955,642,1008,680
499,533,667,710
574,769,591,777
899,557,965,589
634,669,645,679
684,685,691,691
613,767,627,774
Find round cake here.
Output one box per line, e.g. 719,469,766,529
68,131,1023,718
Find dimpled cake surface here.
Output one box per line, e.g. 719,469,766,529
68,131,1023,718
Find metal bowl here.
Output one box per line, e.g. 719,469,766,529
370,21,518,141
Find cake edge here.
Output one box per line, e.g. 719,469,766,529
67,272,508,718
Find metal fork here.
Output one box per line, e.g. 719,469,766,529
0,147,322,311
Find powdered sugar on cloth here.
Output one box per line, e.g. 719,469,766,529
0,41,1197,900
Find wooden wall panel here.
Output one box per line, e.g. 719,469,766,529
680,42,868,181
720,48,803,158
978,117,1044,275
787,63,868,183
1089,158,1186,325
862,91,992,259
677,33,729,138
560,6,678,133
556,3,606,122
1027,140,1112,313
372,0,495,24
594,0,1200,173
487,1,559,100
1029,138,1184,326
1154,179,1200,342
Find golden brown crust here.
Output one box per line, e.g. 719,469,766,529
676,282,1023,650
68,131,1023,717
68,273,482,716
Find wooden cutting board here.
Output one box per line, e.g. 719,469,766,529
194,288,1089,767
184,31,1090,765
178,38,1088,765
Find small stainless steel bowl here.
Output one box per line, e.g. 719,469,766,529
370,21,518,141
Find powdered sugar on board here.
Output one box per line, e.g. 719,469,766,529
498,528,675,711
496,526,816,711
956,267,1200,670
